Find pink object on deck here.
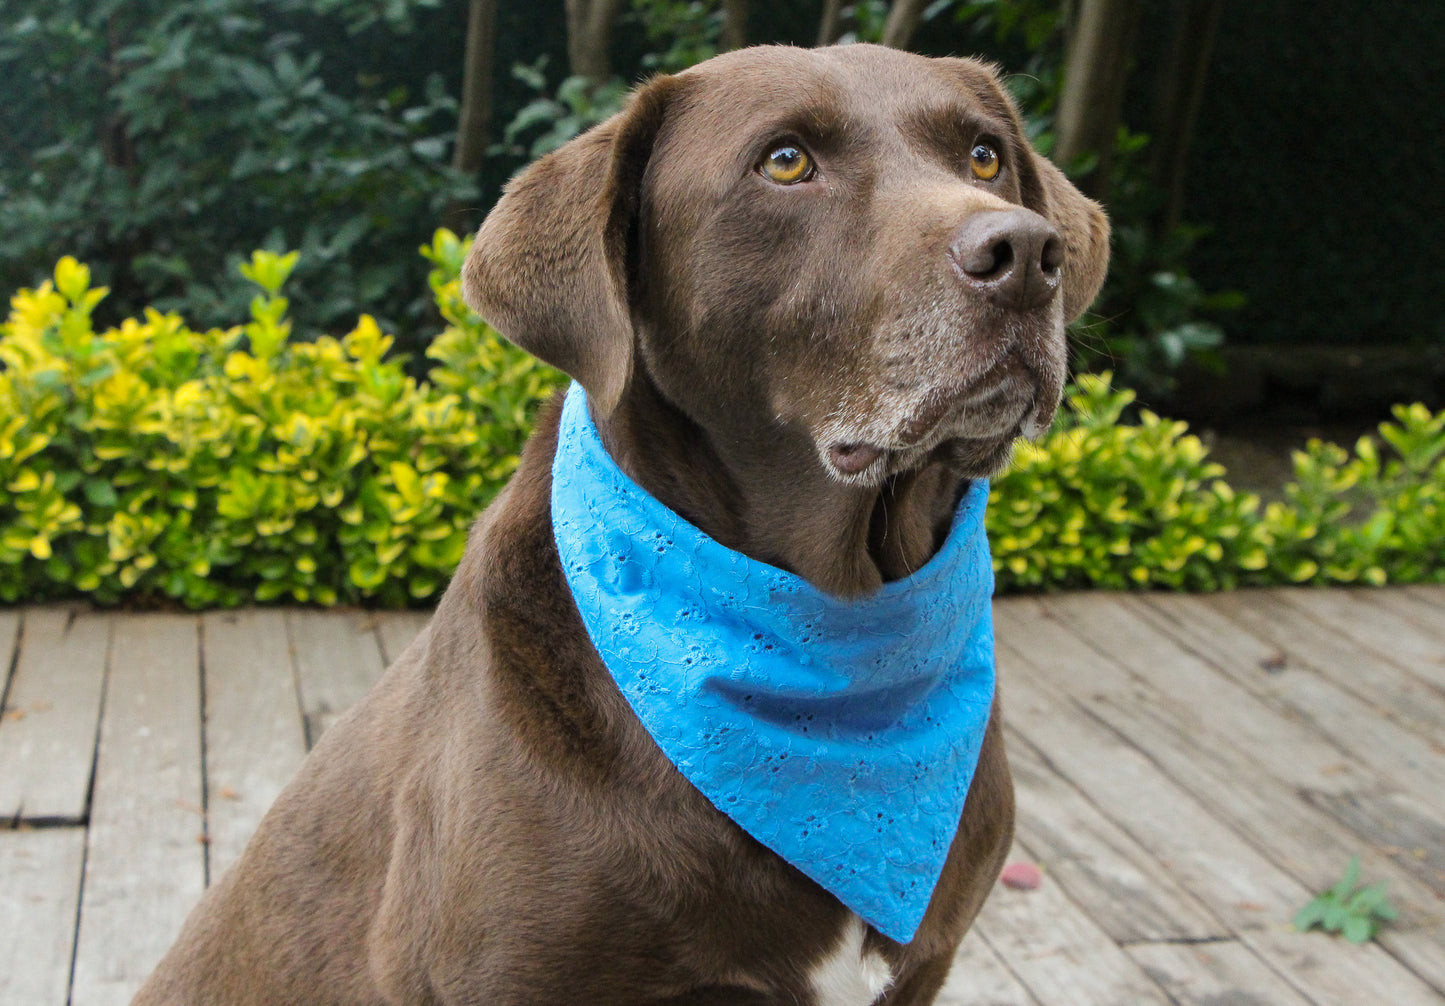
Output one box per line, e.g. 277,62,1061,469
1000,861,1043,890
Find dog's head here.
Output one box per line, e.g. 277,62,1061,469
465,44,1108,487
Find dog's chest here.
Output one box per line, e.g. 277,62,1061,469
807,914,894,1006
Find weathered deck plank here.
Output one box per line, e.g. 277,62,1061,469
1371,589,1445,686
1299,786,1445,904
288,609,388,746
1040,594,1441,849
1126,940,1314,1006
996,625,1445,1006
201,609,309,880
0,828,87,1006
1010,594,1445,994
936,931,1040,1005
2,590,1442,1004
1121,593,1445,994
0,608,19,698
970,837,1173,1005
1214,589,1445,744
0,610,111,824
1382,588,1445,694
1394,583,1445,614
1129,591,1445,819
71,615,206,1006
997,632,1300,913
1274,587,1445,694
1400,584,1445,609
1005,731,1224,944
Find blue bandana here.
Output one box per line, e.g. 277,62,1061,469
551,384,996,943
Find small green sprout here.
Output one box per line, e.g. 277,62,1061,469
1294,857,1398,944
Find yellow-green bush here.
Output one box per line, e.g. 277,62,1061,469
990,376,1445,591
0,233,562,607
1256,404,1445,586
989,376,1269,591
1,236,1441,608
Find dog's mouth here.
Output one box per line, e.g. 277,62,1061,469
819,362,1057,485
826,430,1019,485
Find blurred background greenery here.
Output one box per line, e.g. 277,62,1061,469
3,0,1442,420
4,0,1443,604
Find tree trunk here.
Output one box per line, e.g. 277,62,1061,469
452,0,498,175
816,0,842,46
720,0,749,51
103,14,137,173
565,0,627,82
1148,0,1223,232
1053,0,1142,197
880,0,928,49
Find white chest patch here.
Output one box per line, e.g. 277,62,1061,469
808,914,894,1006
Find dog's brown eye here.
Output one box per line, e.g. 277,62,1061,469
761,145,813,185
970,143,1001,181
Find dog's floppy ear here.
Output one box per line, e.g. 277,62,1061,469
462,75,683,415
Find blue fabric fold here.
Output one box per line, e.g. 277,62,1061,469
551,383,996,943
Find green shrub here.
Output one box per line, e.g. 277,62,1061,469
1258,405,1445,587
988,375,1268,592
0,0,467,338
1,238,1441,609
0,234,560,608
988,377,1445,592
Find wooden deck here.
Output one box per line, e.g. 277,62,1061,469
2,588,1443,1005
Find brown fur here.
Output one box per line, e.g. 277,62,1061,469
135,44,1107,1005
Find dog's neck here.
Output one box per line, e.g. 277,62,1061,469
595,380,965,598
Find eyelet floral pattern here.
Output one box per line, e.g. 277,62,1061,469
551,384,996,942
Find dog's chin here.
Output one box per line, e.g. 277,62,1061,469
931,435,1020,479
818,431,1021,487
817,392,1061,487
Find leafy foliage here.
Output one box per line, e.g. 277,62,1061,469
1076,131,1242,398
3,240,1441,608
0,237,560,608
0,0,469,338
989,375,1267,591
3,0,1243,401
1294,857,1398,944
495,59,631,161
493,0,719,161
420,230,568,481
631,0,725,72
1260,403,1445,586
831,1,892,44
990,374,1445,592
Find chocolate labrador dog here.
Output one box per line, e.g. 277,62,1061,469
135,44,1107,1006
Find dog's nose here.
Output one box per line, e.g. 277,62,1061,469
949,209,1064,311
